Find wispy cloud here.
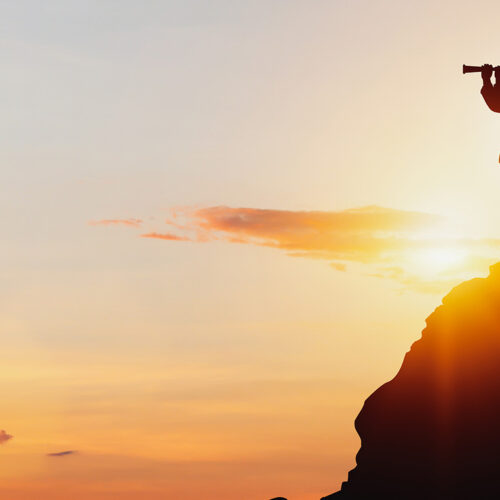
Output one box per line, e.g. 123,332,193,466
141,232,190,241
180,205,442,260
89,218,143,228
0,430,13,444
47,450,77,457
93,205,500,293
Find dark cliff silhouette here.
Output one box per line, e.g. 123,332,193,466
321,263,500,499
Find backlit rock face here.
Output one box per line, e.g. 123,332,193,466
322,263,500,499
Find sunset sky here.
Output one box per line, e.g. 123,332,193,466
3,1,500,499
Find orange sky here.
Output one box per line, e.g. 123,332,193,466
3,1,500,499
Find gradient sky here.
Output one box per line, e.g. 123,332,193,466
3,1,500,499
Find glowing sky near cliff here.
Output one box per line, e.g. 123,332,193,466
3,1,500,499
414,247,467,274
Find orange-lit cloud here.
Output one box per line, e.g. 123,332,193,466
141,232,190,242
184,205,442,261
89,219,143,228
0,430,13,444
140,205,443,254
95,205,500,292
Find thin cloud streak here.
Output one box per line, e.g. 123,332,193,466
141,232,190,241
89,219,143,228
47,450,77,457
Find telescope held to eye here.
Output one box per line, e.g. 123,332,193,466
463,64,500,74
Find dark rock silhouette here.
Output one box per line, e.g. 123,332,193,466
322,263,500,499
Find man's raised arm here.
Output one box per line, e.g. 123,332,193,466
481,64,500,112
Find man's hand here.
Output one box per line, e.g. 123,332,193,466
494,66,500,86
482,64,494,82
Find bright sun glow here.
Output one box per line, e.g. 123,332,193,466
411,246,468,275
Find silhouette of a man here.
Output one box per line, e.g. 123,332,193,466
481,64,500,112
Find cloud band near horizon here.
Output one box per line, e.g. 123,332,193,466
91,205,500,293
